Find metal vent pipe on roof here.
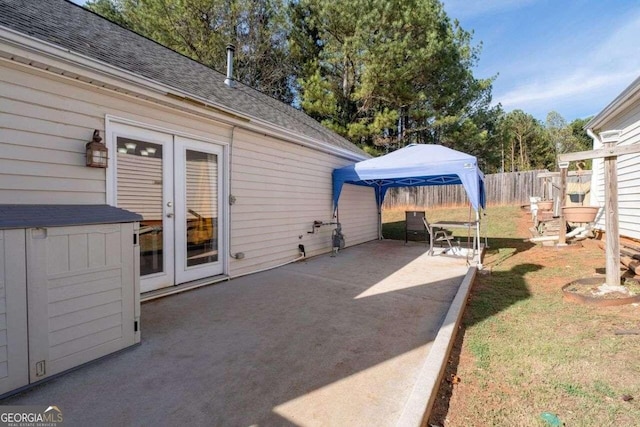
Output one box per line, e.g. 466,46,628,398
224,44,235,88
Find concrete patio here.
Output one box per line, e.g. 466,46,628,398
3,240,474,426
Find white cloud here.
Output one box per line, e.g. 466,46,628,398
495,10,640,118
592,11,640,60
499,70,638,109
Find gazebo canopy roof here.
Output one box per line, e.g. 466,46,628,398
332,144,486,210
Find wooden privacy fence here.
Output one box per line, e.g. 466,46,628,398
382,170,549,208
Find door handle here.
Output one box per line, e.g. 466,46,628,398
167,213,174,218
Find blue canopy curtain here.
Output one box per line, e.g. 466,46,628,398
332,144,486,248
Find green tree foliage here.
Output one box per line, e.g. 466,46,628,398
86,0,130,27
498,110,554,172
86,0,294,102
546,110,592,157
544,112,596,170
291,0,498,153
445,104,503,173
489,111,595,173
568,116,594,170
568,117,594,151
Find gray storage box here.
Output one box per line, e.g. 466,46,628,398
0,205,141,396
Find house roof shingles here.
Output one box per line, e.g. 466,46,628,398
0,0,366,157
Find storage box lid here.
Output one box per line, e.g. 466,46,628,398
0,205,142,229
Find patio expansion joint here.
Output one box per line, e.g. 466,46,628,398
279,267,355,287
280,267,455,302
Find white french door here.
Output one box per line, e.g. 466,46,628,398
174,136,223,284
109,123,224,293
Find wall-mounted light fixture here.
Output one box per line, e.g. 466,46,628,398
86,129,108,168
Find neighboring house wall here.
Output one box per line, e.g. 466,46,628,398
0,59,377,277
590,96,640,240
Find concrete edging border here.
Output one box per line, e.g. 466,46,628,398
396,266,477,426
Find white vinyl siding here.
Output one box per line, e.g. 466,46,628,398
229,129,376,276
590,96,640,240
337,184,379,244
0,60,231,205
0,58,377,279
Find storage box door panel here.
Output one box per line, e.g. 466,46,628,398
0,230,29,395
27,224,136,381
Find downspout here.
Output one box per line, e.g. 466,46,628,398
586,127,601,205
586,128,601,145
228,125,244,261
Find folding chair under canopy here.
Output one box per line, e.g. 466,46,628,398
332,144,486,257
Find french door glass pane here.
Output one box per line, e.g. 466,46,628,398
116,137,164,276
185,150,218,267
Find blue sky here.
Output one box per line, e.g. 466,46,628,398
442,0,640,122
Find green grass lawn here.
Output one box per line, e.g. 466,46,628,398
382,204,517,248
383,205,640,426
